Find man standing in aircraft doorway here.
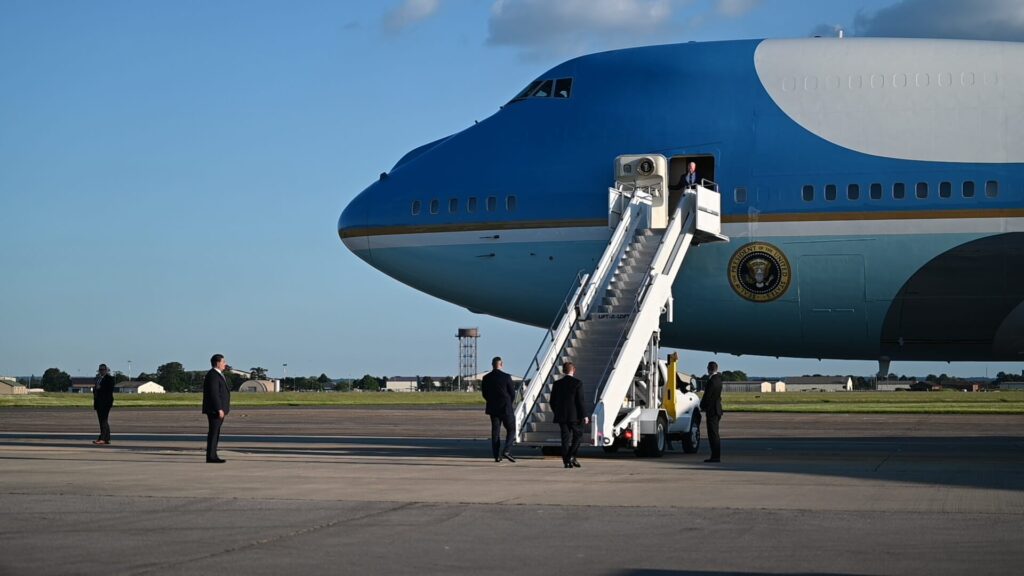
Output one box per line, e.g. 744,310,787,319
700,361,723,463
481,356,517,463
670,161,699,191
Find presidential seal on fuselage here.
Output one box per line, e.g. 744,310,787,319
728,242,791,302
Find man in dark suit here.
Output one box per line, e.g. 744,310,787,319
699,361,724,463
202,354,231,463
481,356,517,463
92,364,115,445
670,161,700,191
549,361,589,469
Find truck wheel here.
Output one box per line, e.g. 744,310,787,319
682,411,701,454
635,417,667,458
602,445,619,454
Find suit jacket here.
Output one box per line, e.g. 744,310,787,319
202,369,231,416
670,170,699,191
481,369,516,416
550,375,585,424
93,374,115,411
699,373,723,416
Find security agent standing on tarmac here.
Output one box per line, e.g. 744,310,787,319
481,356,517,463
700,361,724,463
92,364,115,445
202,354,231,463
549,361,589,469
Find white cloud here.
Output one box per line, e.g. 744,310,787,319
487,0,685,60
853,0,1024,41
383,0,441,33
715,0,760,18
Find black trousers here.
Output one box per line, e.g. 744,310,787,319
706,413,722,459
206,415,224,460
558,422,582,464
96,406,111,442
489,413,515,459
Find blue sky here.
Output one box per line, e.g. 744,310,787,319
2,0,1022,380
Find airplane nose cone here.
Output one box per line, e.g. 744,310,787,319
338,184,372,262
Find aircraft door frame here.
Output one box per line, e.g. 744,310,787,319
668,154,717,214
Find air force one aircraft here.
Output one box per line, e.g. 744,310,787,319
340,38,1024,369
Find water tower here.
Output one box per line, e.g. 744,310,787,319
456,328,479,391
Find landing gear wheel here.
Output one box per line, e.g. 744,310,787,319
602,445,619,454
540,446,561,456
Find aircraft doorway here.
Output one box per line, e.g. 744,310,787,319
668,155,716,213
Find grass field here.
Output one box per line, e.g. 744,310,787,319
2,390,1024,413
724,390,1024,414
0,392,483,409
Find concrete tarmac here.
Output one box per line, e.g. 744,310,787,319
1,409,1022,575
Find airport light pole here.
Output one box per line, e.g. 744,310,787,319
283,363,287,391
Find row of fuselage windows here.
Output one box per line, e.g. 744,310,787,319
411,195,517,216
730,180,1002,204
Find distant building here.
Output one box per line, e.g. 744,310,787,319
0,380,28,395
718,380,788,393
239,379,280,393
469,371,525,384
385,377,419,392
784,376,853,392
116,381,165,394
722,380,780,393
1001,382,1024,391
69,377,96,393
0,376,17,384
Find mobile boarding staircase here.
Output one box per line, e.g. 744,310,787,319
514,154,728,455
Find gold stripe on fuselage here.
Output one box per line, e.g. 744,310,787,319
723,208,1024,223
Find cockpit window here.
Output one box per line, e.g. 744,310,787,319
513,80,541,100
530,79,553,98
509,77,573,103
554,78,572,98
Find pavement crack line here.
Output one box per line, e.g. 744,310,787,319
122,501,417,576
873,453,893,472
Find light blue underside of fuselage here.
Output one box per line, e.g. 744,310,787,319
350,229,985,360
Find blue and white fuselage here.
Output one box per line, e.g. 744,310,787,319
340,38,1024,362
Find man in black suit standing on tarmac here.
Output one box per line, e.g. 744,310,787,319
550,361,588,469
92,364,115,445
700,361,724,463
481,356,517,463
202,354,231,463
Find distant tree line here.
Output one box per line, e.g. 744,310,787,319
29,364,1022,394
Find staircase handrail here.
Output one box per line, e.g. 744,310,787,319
589,195,699,444
514,187,648,440
579,188,649,318
513,270,589,439
517,268,588,402
588,198,690,404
